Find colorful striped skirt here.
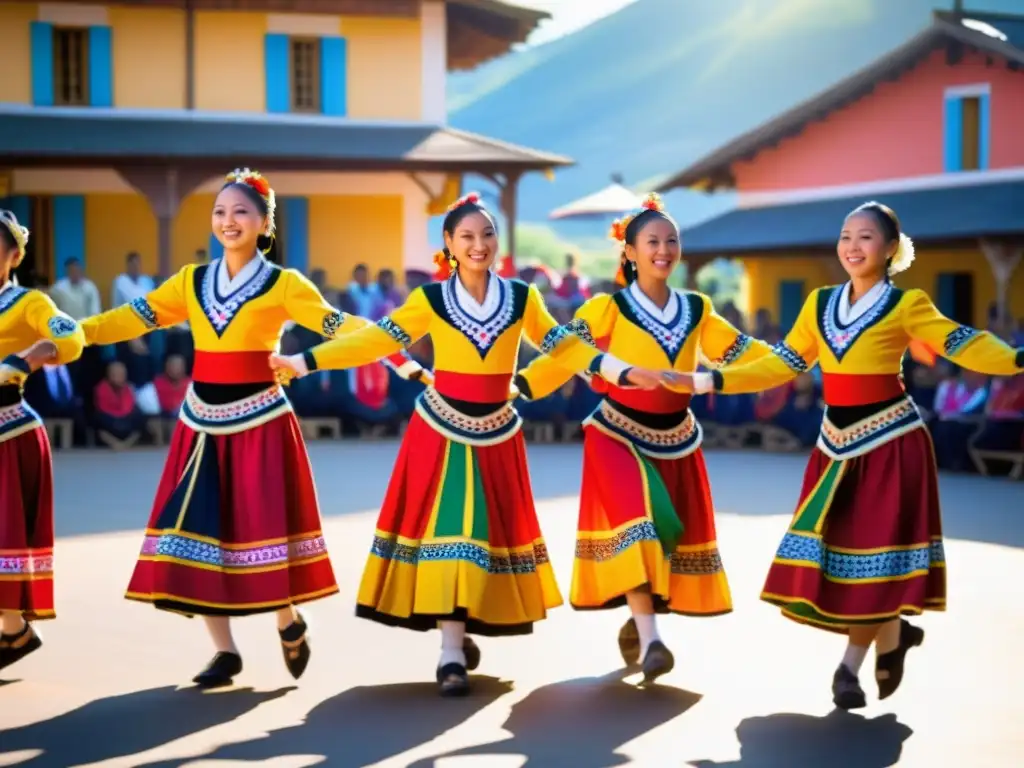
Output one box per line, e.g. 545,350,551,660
126,386,338,616
0,400,54,620
356,388,561,636
571,400,732,616
761,401,945,632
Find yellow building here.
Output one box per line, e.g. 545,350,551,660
0,0,570,300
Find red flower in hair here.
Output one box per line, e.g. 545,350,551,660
432,250,454,281
640,192,664,212
447,192,481,213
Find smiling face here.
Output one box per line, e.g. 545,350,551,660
625,215,681,283
838,212,896,281
444,210,497,276
212,185,268,255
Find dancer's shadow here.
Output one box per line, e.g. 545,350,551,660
689,710,912,767
136,676,513,768
408,670,702,767
0,685,293,768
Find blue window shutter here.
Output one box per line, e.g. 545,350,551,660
943,95,962,172
321,36,348,116
30,22,54,107
53,196,86,279
88,26,113,107
936,273,956,318
281,197,309,272
209,233,224,261
978,93,990,170
265,34,290,113
779,280,805,334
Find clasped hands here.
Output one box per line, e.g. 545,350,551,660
0,340,58,385
268,353,436,388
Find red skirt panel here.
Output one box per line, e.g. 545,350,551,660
761,427,945,632
126,411,338,616
0,425,54,620
356,408,561,637
572,424,732,616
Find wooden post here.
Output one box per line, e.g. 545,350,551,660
979,238,1023,324
116,166,209,279
499,171,522,272
185,0,195,109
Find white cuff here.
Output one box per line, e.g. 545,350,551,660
290,353,309,378
392,359,423,380
599,354,630,383
693,372,714,394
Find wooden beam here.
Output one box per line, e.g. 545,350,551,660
37,0,418,15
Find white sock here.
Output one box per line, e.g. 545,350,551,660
842,643,868,674
438,620,467,667
633,612,661,660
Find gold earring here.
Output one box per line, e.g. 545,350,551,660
448,257,458,270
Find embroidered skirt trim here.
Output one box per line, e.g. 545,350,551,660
414,387,522,447
816,397,924,460
179,384,291,435
0,401,42,444
584,399,702,459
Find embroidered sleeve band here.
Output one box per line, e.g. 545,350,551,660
130,297,159,329
772,341,809,373
539,318,595,354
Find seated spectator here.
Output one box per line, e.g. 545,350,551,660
290,369,349,421
93,361,146,450
117,336,156,388
154,354,191,417
346,362,400,434
23,363,89,447
931,369,989,471
775,372,824,448
971,375,1024,454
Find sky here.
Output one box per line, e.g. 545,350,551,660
517,0,639,46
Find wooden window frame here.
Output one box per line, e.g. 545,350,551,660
289,37,322,114
960,96,981,172
52,26,90,107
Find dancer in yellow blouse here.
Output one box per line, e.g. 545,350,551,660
515,193,769,684
0,209,85,672
671,201,1023,709
80,169,426,689
270,193,668,696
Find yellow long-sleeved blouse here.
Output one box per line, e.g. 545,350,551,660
303,274,604,390
712,284,1023,395
0,282,85,379
517,286,770,401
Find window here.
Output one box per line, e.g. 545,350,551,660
290,38,321,113
960,96,981,171
943,87,989,173
52,27,89,106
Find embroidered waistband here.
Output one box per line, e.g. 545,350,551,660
0,401,41,443
585,398,703,459
817,397,923,460
179,384,291,435
416,386,522,447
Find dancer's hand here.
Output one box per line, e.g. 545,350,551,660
624,367,665,390
0,341,58,385
660,372,715,394
20,340,58,371
269,353,308,386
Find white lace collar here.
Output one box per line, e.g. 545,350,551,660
838,280,888,325
452,272,500,322
216,254,266,297
628,281,680,325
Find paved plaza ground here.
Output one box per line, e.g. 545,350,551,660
1,442,1022,767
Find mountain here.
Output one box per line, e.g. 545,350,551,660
448,0,1023,239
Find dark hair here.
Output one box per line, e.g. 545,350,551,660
219,180,273,255
619,208,676,285
440,198,497,262
64,257,80,267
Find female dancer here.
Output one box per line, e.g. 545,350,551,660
270,193,668,696
672,201,1023,708
514,193,768,684
80,169,427,688
0,209,85,671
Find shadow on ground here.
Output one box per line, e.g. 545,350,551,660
688,710,913,767
407,670,701,767
0,685,293,768
134,676,514,768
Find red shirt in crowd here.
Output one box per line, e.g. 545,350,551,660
154,375,191,414
94,381,136,418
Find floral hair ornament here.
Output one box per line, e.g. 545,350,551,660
447,192,482,213
225,167,277,236
433,249,455,281
888,232,916,276
608,192,667,243
0,210,29,267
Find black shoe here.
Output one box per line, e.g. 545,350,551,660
192,651,243,689
876,619,925,700
618,618,641,667
279,611,311,680
641,640,674,685
463,636,481,672
832,664,867,710
436,662,470,697
0,623,43,672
